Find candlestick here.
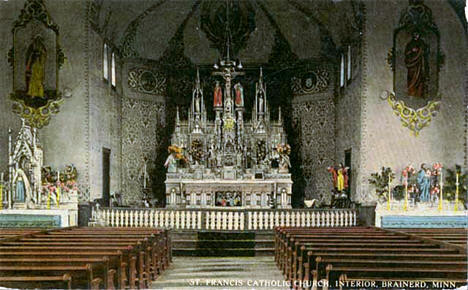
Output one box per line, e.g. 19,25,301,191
438,170,443,211
0,183,3,210
387,174,391,211
47,190,51,210
454,172,459,212
403,176,408,211
56,186,60,208
143,163,147,189
1,172,3,183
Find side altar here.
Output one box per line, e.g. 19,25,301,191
0,120,78,227
165,59,292,209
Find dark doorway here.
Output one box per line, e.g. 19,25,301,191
102,148,111,207
345,149,352,196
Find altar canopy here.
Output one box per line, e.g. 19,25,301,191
165,60,292,208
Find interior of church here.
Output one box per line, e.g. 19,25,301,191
0,0,466,289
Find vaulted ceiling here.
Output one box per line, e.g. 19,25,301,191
90,0,363,65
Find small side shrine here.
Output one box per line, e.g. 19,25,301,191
0,120,78,227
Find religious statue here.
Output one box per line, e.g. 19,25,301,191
234,82,244,107
417,163,431,202
194,94,201,114
25,37,47,99
276,144,291,172
213,81,223,107
16,175,25,202
405,32,427,98
258,92,264,113
328,164,349,193
165,146,180,173
208,140,217,168
337,164,349,192
14,168,31,204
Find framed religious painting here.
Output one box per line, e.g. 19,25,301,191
385,0,444,136
8,0,66,128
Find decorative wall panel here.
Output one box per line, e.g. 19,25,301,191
121,98,165,205
292,97,335,203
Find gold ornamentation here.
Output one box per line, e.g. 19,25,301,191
223,118,235,130
387,92,440,136
11,95,64,129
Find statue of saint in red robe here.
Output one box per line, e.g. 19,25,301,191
405,32,427,98
213,81,223,107
234,82,244,107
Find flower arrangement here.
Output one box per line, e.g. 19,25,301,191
168,144,188,165
368,167,395,201
402,164,416,185
276,144,291,155
168,145,182,154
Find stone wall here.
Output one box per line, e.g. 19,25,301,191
359,0,467,204
87,29,122,200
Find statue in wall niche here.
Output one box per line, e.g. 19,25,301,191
258,91,264,114
234,82,244,107
13,168,32,204
213,81,223,107
25,37,47,99
405,32,428,98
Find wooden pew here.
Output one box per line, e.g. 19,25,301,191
0,274,73,289
275,226,467,290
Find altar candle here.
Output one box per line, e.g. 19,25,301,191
387,174,391,211
438,170,443,211
0,183,3,210
455,172,459,212
143,163,147,189
47,190,51,210
56,186,60,207
0,172,3,183
403,176,408,211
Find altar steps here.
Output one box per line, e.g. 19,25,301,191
171,231,274,257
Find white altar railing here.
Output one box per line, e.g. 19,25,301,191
90,207,357,230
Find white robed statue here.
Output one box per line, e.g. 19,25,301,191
13,168,33,206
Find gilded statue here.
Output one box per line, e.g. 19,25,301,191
25,36,47,99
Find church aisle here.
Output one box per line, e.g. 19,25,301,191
151,257,289,289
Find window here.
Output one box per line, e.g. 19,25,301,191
103,43,108,80
111,52,116,87
347,45,352,81
465,0,468,23
340,53,345,88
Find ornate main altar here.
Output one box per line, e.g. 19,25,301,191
165,56,292,209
